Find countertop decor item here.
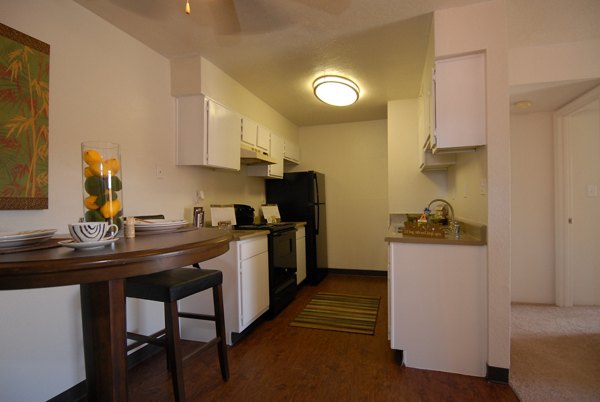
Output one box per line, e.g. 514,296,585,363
81,141,124,231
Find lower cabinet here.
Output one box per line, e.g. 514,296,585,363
296,226,306,285
388,241,487,377
179,235,269,345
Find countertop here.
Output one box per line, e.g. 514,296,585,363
385,221,487,246
228,229,270,241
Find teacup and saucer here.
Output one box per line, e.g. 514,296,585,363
59,222,119,249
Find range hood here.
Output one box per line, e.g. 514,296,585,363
240,143,277,165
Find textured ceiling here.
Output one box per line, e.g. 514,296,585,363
74,0,600,126
73,0,487,126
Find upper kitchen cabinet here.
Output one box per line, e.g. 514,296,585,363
418,81,456,171
240,117,277,165
284,139,300,164
247,132,284,178
257,124,270,154
241,116,258,147
432,52,486,154
176,95,241,171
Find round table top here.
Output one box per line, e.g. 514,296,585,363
0,228,232,290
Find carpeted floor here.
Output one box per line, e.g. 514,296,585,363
510,304,600,402
290,292,380,335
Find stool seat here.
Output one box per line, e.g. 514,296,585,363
126,268,222,302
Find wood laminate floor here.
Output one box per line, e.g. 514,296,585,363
127,273,518,402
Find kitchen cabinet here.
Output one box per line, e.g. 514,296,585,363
296,226,306,284
419,150,456,171
432,52,486,154
257,124,270,154
241,117,270,155
388,241,487,376
176,95,241,170
241,116,259,147
417,70,455,171
284,139,300,164
179,235,269,345
247,132,284,178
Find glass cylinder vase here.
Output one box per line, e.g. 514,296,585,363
81,141,124,231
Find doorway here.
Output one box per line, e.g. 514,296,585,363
554,85,600,307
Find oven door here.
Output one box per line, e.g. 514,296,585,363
271,228,296,270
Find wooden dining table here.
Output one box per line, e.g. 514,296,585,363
0,227,232,402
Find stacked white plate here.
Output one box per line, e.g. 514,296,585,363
0,229,57,249
134,219,188,233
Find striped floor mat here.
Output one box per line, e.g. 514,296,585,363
290,292,380,335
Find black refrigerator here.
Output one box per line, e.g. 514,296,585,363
265,171,328,285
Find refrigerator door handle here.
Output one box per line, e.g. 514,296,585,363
313,173,319,205
315,204,320,235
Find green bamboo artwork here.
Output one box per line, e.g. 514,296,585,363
0,23,50,210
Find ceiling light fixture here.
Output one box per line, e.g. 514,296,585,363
313,75,360,106
185,0,190,14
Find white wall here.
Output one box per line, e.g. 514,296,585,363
293,120,388,271
435,0,511,370
448,150,488,224
509,39,600,87
0,1,291,400
387,99,447,213
510,112,556,304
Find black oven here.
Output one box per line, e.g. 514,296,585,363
235,221,297,317
269,226,297,316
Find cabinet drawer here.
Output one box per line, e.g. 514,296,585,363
239,237,268,260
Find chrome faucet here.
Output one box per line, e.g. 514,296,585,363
427,198,459,236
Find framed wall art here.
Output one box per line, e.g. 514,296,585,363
0,23,50,210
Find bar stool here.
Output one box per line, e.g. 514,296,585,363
126,267,229,402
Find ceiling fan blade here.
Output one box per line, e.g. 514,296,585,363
208,0,242,34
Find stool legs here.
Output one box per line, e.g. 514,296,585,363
165,301,186,402
213,284,229,381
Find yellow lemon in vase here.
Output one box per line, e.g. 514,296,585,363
100,199,121,219
83,149,102,165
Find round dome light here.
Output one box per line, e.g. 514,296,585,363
313,75,360,107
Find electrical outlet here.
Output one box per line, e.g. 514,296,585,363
194,190,205,203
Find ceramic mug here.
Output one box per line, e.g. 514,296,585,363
68,222,118,243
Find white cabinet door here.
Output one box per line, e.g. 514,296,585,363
296,227,306,284
176,95,241,170
433,52,486,153
389,242,487,377
179,235,268,345
284,139,300,163
240,251,269,329
176,95,208,166
241,117,258,147
206,99,241,170
246,132,284,178
268,133,284,178
257,125,270,154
